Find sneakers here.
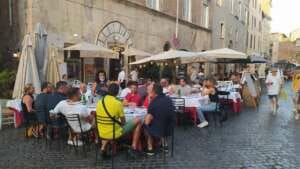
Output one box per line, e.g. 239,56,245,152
295,114,300,120
197,121,209,128
67,140,83,146
146,149,155,156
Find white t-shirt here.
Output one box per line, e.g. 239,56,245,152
266,75,282,95
53,100,91,133
118,71,126,82
119,87,131,98
130,70,138,81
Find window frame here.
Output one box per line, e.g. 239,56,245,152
147,0,160,10
202,0,210,28
183,0,192,22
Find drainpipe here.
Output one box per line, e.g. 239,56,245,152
8,0,13,26
175,0,179,38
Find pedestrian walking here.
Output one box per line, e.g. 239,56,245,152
265,68,283,115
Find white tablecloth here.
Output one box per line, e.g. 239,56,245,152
182,92,242,108
88,106,147,121
6,99,22,112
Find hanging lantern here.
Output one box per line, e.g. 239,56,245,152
165,63,168,66
150,62,153,65
139,65,142,68
174,60,177,64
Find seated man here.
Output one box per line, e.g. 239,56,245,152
144,83,176,156
52,87,93,146
160,78,169,94
79,83,92,103
123,81,141,106
177,78,192,96
96,83,142,157
35,82,53,136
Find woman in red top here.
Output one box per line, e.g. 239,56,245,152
123,81,141,106
143,84,154,109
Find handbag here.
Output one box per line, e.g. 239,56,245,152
101,96,122,126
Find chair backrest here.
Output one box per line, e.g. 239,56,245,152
64,113,83,133
171,98,185,113
95,115,117,140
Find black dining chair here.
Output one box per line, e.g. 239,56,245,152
171,98,188,126
95,114,120,169
64,113,92,157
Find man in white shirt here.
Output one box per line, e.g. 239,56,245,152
118,68,126,89
177,78,192,96
266,68,283,115
52,87,92,145
79,83,92,102
130,68,138,82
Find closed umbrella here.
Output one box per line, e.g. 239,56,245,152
13,34,41,99
46,47,61,84
34,23,48,81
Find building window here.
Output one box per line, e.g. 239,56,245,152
183,0,192,22
245,9,248,25
239,1,242,19
220,23,225,39
235,30,239,42
216,0,223,6
250,34,253,49
253,35,256,50
202,0,209,28
231,0,234,14
147,0,159,10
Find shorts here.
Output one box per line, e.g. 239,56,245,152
268,95,278,99
122,119,136,135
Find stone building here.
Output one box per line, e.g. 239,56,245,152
290,28,300,42
1,0,212,82
246,0,263,55
211,0,248,52
270,33,296,63
261,0,272,58
210,0,249,73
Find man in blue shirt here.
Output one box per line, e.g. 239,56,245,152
144,83,175,156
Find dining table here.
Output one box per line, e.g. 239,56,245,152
87,105,147,121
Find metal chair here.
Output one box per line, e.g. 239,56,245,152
64,113,92,157
171,98,195,127
95,114,119,169
0,104,16,130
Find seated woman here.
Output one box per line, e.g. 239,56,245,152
123,81,141,107
22,84,38,137
166,84,178,98
196,78,219,128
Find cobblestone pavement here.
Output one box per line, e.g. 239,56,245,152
1,83,300,169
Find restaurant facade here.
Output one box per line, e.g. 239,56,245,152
3,0,213,82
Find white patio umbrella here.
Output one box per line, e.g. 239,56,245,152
122,47,152,57
130,49,209,65
34,23,48,81
45,47,61,84
64,42,118,59
13,34,41,99
197,48,247,59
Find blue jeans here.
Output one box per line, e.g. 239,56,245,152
197,103,217,122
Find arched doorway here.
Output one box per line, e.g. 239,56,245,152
96,21,133,80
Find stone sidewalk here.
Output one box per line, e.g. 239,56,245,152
1,84,300,169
